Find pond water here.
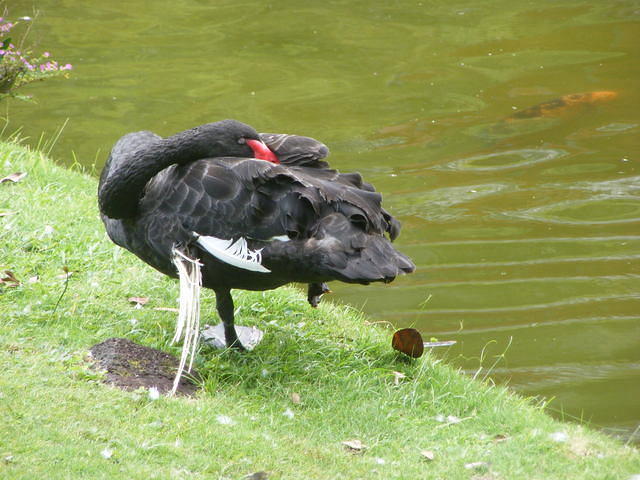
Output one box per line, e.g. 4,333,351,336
6,0,640,442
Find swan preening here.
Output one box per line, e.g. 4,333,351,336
98,119,415,390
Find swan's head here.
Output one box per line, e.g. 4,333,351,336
207,119,279,164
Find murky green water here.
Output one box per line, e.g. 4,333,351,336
7,1,640,441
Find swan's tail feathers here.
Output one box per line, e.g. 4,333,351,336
170,248,203,396
337,236,415,284
309,214,415,284
195,234,271,273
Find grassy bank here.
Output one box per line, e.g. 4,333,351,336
1,140,638,480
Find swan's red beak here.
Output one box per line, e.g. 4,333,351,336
246,139,279,164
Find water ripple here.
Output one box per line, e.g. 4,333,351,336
421,235,640,246
419,253,640,270
596,122,638,133
503,195,640,224
556,175,640,195
391,183,514,220
383,293,640,316
442,315,640,336
436,148,569,172
467,362,640,389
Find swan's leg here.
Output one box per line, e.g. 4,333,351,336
203,289,264,351
215,289,245,351
307,282,331,308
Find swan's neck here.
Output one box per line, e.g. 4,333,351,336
98,127,219,219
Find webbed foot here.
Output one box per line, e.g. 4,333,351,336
201,323,264,351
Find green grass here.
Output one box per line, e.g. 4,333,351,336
1,140,639,479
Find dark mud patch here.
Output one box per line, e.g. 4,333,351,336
88,337,199,396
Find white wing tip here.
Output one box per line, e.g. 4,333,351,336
196,234,271,273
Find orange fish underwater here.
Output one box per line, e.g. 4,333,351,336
506,91,617,121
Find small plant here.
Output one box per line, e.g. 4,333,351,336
0,15,72,101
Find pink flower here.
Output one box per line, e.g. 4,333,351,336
43,52,50,58
40,62,57,72
60,63,73,71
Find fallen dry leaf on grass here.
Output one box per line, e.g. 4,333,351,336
244,472,268,480
290,392,301,404
0,270,20,286
392,328,424,358
549,431,568,443
56,268,73,280
342,439,367,453
420,450,435,461
392,371,406,385
128,297,149,307
0,172,27,184
0,211,16,217
568,435,594,457
215,415,235,426
492,434,509,443
464,461,489,470
153,307,179,313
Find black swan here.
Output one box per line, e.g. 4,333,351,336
98,119,415,352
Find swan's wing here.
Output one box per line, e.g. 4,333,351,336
141,157,412,281
224,158,412,280
259,133,330,168
146,158,308,243
146,157,394,242
257,135,401,240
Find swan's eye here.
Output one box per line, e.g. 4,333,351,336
237,137,246,145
